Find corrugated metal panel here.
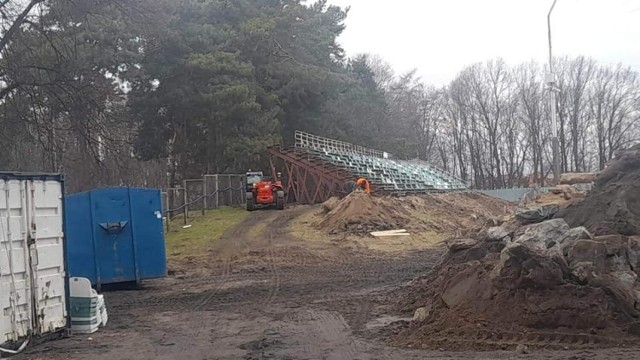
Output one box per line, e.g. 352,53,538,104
0,174,67,346
66,187,166,288
478,187,550,202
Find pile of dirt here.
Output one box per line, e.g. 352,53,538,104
320,196,341,214
387,146,640,351
520,184,588,207
318,191,513,236
557,144,640,236
560,172,598,185
318,192,413,235
548,184,588,200
392,218,640,351
533,191,569,205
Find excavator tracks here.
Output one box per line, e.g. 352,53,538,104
412,328,623,350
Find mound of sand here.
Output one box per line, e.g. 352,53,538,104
319,192,413,235
318,191,513,236
393,219,640,350
557,144,640,236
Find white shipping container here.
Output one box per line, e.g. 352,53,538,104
0,174,67,350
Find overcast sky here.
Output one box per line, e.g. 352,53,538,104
325,0,640,86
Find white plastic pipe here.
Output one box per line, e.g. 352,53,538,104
0,337,30,354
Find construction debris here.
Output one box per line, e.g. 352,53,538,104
318,191,513,236
371,233,411,237
549,184,586,200
530,191,568,205
413,307,430,322
393,219,640,350
391,144,640,351
445,238,478,252
515,344,529,354
521,183,588,207
557,144,640,236
371,229,410,237
559,172,598,185
515,204,560,224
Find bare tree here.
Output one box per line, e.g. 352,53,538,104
0,0,48,99
589,64,640,169
566,56,596,171
0,0,165,191
515,62,547,185
365,54,395,91
399,56,640,189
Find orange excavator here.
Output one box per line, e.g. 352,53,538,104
245,171,285,211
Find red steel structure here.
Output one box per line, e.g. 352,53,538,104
267,146,352,205
267,131,468,205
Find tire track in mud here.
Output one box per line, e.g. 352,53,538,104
103,208,441,359
265,231,281,307
238,208,376,359
173,211,275,354
24,203,640,360
259,209,390,359
289,309,365,360
261,209,375,308
175,209,300,355
173,257,231,353
411,328,624,351
263,210,305,307
351,299,373,332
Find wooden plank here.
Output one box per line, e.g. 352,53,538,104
370,233,411,237
370,229,407,236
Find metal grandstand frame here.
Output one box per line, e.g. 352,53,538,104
406,158,470,188
267,146,352,204
296,131,468,188
295,131,389,159
268,131,469,204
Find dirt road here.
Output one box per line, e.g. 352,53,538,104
15,208,640,359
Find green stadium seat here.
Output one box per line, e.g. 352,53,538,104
294,131,468,192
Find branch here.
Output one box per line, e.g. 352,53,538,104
22,18,66,64
0,0,12,12
272,39,304,67
0,0,46,53
0,82,21,99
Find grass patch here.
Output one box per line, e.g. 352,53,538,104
287,206,325,242
165,207,248,261
414,213,431,222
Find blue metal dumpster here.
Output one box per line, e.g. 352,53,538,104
65,187,166,288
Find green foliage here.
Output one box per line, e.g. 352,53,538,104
129,0,368,182
318,54,388,147
165,207,249,261
0,0,157,172
0,0,391,189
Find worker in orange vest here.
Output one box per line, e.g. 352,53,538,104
356,177,371,193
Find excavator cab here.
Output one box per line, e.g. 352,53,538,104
245,171,285,211
246,171,264,192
